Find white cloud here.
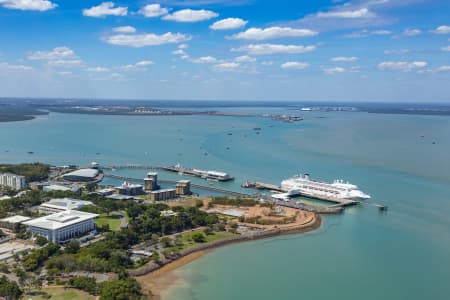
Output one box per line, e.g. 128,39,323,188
138,4,168,18
231,44,316,55
343,29,391,38
113,26,136,33
172,49,190,60
162,9,218,22
86,67,110,73
210,18,248,30
261,61,273,66
324,67,347,75
403,28,421,36
83,2,127,18
104,32,191,47
192,56,217,64
0,0,56,11
3,0,56,11
331,56,358,62
234,55,255,62
0,62,33,71
442,46,450,52
323,66,360,75
378,61,427,72
317,8,374,19
431,25,450,34
281,61,309,70
436,66,450,72
371,30,391,35
28,46,75,60
28,46,83,67
136,60,154,66
178,44,189,49
228,27,318,40
48,59,83,67
213,62,240,71
384,49,411,55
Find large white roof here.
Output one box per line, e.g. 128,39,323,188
40,198,93,210
23,210,99,230
0,215,31,224
64,168,99,178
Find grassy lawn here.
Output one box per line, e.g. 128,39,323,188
95,213,122,231
166,229,238,253
23,286,95,300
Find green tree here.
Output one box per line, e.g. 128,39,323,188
160,237,172,248
65,240,80,254
99,278,142,300
35,235,48,246
85,182,98,192
68,276,98,295
0,275,22,300
192,232,206,243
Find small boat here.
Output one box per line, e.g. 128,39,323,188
28,151,34,154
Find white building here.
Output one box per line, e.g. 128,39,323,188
39,198,93,214
23,210,99,244
0,173,26,190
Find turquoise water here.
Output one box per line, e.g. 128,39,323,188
1,110,449,300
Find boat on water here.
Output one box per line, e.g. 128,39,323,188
281,173,371,200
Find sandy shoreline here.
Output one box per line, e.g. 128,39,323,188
135,213,321,299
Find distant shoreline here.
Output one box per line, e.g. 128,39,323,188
134,214,321,299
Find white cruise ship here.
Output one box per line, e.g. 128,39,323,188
281,174,371,200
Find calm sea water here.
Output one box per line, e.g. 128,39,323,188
1,109,449,300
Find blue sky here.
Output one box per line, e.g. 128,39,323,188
0,0,449,102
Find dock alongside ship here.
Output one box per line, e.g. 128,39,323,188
241,181,359,207
160,164,234,181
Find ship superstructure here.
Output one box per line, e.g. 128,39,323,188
281,174,370,200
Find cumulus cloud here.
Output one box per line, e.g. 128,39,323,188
384,49,412,55
231,44,316,55
172,49,190,60
28,46,75,60
113,26,136,33
0,62,33,71
162,9,218,22
0,0,57,11
403,28,421,36
343,29,391,38
210,18,248,30
442,46,450,52
117,60,154,71
138,4,168,18
86,67,110,73
431,25,450,34
436,65,450,72
192,56,217,64
228,27,318,40
213,62,240,71
28,46,83,67
323,66,360,75
331,56,358,62
104,32,191,47
288,0,424,32
317,8,374,19
83,2,127,18
234,55,255,62
281,61,309,70
378,61,427,72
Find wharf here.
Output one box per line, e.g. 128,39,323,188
103,174,249,198
161,165,234,182
103,174,344,214
242,181,358,207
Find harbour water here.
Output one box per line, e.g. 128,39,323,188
1,108,450,300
